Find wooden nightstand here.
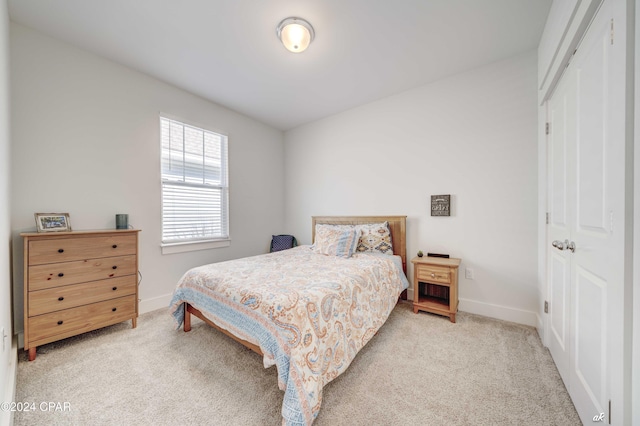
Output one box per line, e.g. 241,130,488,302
411,256,461,323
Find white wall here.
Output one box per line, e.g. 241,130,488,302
1,0,16,424
284,51,539,326
10,23,285,334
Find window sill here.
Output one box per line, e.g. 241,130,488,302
161,239,231,255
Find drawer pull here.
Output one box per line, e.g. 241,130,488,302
431,273,436,278
57,320,63,325
112,244,118,249
112,308,117,312
58,273,64,277
58,296,64,301
112,286,118,291
112,266,117,270
58,249,64,253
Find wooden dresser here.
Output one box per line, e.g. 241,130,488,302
22,229,140,361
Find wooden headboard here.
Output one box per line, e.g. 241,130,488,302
311,216,407,274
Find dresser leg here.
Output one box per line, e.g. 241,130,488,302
28,347,36,361
413,306,419,314
132,317,137,329
450,314,456,323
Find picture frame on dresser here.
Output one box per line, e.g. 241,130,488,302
34,213,71,232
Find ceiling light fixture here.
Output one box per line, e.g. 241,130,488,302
276,17,315,53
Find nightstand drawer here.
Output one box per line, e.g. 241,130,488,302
416,265,450,284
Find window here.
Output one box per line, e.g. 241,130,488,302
161,116,229,247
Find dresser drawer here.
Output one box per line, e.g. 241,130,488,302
416,265,451,285
28,234,137,265
28,255,137,291
29,276,137,316
28,295,136,346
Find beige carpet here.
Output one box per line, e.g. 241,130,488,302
14,302,580,425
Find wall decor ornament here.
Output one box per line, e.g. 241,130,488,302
431,194,450,216
34,213,72,232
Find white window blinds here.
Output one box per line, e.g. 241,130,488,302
161,117,229,244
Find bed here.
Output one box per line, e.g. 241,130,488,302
169,215,408,425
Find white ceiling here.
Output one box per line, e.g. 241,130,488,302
8,0,552,131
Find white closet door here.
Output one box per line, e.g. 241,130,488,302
547,66,574,388
546,0,625,423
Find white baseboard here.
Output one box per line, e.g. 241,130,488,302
535,312,545,343
458,298,538,327
2,336,18,426
139,293,173,315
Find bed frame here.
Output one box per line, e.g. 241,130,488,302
183,215,407,356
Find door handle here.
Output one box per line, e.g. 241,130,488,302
552,239,576,253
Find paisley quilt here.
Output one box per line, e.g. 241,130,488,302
169,245,408,425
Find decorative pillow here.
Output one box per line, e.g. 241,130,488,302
313,225,360,258
356,222,393,254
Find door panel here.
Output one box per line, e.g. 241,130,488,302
550,91,568,227
550,255,568,348
576,19,608,235
549,253,570,384
574,266,607,412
